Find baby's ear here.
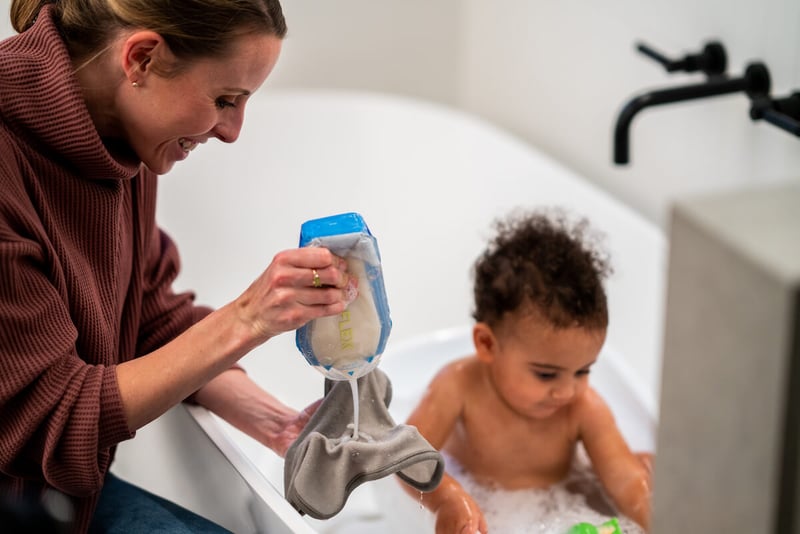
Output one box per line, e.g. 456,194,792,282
473,323,498,363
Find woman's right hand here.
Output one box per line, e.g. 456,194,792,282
234,246,357,343
434,490,488,534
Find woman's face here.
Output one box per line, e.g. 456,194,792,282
120,32,282,174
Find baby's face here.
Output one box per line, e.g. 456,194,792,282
487,313,605,419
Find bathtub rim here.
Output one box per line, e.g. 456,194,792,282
183,404,318,534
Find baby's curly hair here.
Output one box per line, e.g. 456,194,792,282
472,208,611,330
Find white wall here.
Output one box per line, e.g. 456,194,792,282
267,0,800,228
0,5,12,39
272,1,463,106
457,0,800,227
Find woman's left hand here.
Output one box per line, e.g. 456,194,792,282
270,397,323,457
193,369,322,457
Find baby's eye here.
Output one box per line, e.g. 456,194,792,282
215,97,236,110
576,369,591,377
534,371,557,381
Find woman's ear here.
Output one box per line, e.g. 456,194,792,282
120,30,168,85
473,323,498,364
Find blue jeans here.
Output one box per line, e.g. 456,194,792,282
89,473,232,533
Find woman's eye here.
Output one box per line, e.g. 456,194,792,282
215,98,236,109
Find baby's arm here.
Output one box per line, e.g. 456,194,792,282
577,388,652,531
404,359,488,534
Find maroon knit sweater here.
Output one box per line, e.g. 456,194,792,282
0,7,210,532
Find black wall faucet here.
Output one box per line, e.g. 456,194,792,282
613,41,770,165
750,92,800,136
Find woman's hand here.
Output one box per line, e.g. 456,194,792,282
270,397,323,457
193,370,324,457
234,246,357,343
434,489,488,534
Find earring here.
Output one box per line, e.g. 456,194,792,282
131,81,139,88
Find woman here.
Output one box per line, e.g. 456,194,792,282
0,1,355,531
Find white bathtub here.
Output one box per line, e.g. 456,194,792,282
112,89,666,533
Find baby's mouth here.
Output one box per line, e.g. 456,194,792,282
178,137,198,153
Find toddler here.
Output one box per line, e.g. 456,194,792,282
406,209,653,533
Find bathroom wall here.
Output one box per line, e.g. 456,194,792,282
271,1,463,106
269,0,800,228
456,0,800,227
0,9,10,39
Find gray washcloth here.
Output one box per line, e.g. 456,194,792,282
284,368,444,519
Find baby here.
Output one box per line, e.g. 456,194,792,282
405,209,653,533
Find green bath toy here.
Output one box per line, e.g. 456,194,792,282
566,517,621,534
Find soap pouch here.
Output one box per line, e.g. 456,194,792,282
283,369,445,519
295,212,392,380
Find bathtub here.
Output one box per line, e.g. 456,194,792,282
111,89,666,533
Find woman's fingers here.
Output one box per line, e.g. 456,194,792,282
236,246,360,340
296,280,359,307
274,248,351,289
296,263,351,289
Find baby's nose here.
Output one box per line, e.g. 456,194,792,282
551,382,575,400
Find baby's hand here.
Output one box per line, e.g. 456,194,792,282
435,491,488,534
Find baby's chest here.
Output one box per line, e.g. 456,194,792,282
459,408,577,474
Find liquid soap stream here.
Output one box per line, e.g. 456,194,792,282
349,377,359,440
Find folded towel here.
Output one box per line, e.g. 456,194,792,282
284,369,444,519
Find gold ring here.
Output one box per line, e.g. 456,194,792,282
312,269,322,288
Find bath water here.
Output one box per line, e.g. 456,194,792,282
444,446,646,534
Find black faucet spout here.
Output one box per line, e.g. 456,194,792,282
613,63,770,164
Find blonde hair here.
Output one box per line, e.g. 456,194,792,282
11,0,286,63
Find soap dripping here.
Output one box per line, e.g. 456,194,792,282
328,377,375,445
350,376,359,440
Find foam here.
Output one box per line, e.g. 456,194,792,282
444,447,646,534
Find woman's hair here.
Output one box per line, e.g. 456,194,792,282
472,208,611,331
10,0,286,64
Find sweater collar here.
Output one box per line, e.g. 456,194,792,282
0,5,142,181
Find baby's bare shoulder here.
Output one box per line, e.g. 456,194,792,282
434,355,481,382
407,356,479,441
573,387,616,426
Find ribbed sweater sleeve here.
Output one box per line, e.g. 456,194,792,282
136,226,213,357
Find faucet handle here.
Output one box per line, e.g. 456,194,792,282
636,40,727,77
750,92,800,136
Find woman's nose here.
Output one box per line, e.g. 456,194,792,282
213,109,245,143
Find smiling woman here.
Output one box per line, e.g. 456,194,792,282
110,29,282,173
0,1,359,533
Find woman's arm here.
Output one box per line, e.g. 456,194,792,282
117,246,353,432
191,367,321,457
578,387,652,531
